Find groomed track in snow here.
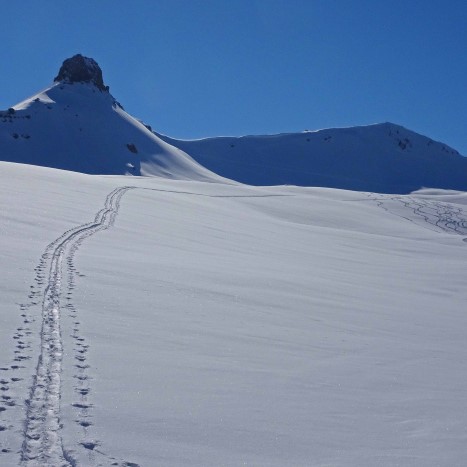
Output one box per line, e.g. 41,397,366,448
21,187,134,466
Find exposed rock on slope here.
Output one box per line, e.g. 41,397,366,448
54,54,107,91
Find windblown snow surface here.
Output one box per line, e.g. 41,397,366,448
1,161,466,466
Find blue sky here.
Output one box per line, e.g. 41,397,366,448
1,0,466,154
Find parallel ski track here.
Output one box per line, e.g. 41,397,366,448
10,184,294,467
21,186,134,466
369,193,467,239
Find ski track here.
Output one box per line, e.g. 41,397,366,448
0,186,135,466
368,193,467,239
0,183,299,466
1,185,465,466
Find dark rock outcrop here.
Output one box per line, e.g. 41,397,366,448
54,54,107,91
126,143,138,153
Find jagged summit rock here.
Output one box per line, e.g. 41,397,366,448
54,54,107,91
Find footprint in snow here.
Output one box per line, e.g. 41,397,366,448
75,364,90,370
74,375,89,381
72,402,92,410
80,441,98,450
78,420,92,428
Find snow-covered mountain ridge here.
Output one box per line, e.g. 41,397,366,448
160,122,467,193
1,54,466,193
0,55,221,182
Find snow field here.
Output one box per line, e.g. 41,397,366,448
1,162,467,465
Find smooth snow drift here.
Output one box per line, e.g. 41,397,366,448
1,162,466,466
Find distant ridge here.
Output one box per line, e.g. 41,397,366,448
159,123,467,193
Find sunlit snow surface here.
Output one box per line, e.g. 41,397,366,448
1,162,467,466
161,124,467,193
2,80,467,193
1,82,221,182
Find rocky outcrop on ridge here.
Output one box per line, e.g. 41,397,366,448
54,54,108,91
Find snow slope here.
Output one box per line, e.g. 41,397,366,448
1,77,466,195
160,123,467,193
0,82,222,181
1,161,467,466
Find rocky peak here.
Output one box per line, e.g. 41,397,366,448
54,54,108,91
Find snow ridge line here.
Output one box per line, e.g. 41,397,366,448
20,186,134,466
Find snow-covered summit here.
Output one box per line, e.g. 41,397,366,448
0,56,224,181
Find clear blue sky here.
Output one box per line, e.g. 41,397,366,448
1,0,466,154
